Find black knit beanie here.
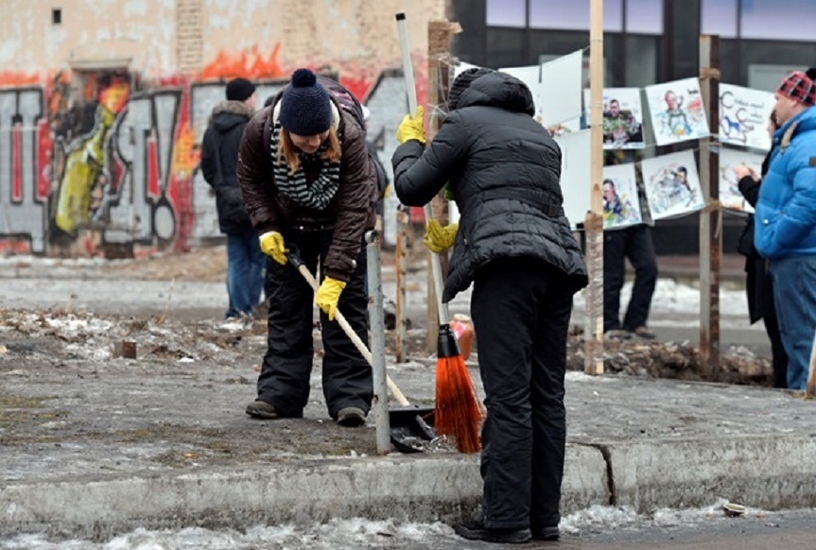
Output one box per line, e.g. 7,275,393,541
279,68,333,136
448,67,494,110
226,78,256,102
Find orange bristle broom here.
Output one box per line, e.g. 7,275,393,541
434,319,484,453
397,11,484,453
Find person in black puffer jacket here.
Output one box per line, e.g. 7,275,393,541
392,68,588,544
200,78,265,319
734,110,788,388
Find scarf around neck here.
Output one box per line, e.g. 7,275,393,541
269,103,342,211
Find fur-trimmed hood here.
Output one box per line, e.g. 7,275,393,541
210,100,256,133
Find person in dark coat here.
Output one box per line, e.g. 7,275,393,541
237,68,378,427
200,77,265,319
734,111,788,388
392,68,588,544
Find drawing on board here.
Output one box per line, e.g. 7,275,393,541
640,151,705,219
645,78,709,146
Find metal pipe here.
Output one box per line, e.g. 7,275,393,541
366,230,391,455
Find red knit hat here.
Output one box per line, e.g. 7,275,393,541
777,69,816,107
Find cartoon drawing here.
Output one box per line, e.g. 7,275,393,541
718,147,765,213
718,84,775,151
641,151,705,220
602,163,642,229
645,78,709,146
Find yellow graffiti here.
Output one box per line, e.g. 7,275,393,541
172,122,200,180
53,105,117,235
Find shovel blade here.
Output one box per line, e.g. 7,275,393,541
388,405,435,454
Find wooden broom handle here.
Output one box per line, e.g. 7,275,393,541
294,263,411,407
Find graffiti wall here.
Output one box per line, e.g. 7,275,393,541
0,64,420,256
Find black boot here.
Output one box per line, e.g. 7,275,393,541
453,520,531,544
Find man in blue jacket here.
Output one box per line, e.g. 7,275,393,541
754,68,816,390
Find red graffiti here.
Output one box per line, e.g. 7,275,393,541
11,123,22,203
147,134,161,199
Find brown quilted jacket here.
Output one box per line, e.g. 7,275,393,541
237,102,377,282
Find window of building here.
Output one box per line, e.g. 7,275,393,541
701,0,737,37
740,0,814,41
486,0,526,28
52,8,62,25
527,0,623,31
625,0,663,34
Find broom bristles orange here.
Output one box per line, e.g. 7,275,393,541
435,354,485,454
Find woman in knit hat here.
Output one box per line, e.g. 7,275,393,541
237,68,378,427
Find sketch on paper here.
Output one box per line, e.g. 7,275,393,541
645,78,709,146
584,88,645,149
602,163,642,229
640,150,705,219
719,83,775,151
719,147,766,213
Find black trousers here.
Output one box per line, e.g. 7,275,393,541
470,258,574,531
603,225,658,332
256,231,372,419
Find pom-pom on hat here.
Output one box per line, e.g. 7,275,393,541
226,78,256,102
279,68,333,136
777,69,816,107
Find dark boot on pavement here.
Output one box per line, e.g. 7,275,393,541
453,519,532,544
337,407,366,427
245,399,278,419
531,525,560,541
631,325,656,339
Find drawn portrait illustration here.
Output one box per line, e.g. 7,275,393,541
645,78,709,146
718,84,775,151
602,163,642,229
718,147,765,213
640,151,705,220
584,88,645,149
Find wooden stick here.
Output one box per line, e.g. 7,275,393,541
294,263,410,406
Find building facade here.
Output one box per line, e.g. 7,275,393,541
452,0,816,254
0,0,447,256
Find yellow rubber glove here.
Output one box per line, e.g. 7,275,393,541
423,219,459,253
315,276,346,321
396,106,426,145
259,231,288,265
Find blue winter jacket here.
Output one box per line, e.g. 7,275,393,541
754,107,816,259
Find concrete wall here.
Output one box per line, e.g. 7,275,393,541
0,0,448,255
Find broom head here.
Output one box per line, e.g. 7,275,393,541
435,325,484,453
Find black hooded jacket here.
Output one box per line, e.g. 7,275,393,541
392,70,588,301
200,101,256,234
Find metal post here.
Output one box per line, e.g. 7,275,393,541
698,35,721,378
366,230,391,455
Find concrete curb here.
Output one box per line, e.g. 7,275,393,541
600,435,816,513
0,446,609,539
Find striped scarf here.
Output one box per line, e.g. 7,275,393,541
269,123,342,211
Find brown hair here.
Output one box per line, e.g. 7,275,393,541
277,127,342,175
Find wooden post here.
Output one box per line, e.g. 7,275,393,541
698,35,721,378
425,19,461,352
394,205,409,363
584,0,605,375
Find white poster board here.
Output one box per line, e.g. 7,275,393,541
718,83,775,151
602,163,642,229
644,78,709,146
584,88,645,149
641,150,705,220
554,130,592,229
539,50,583,128
718,147,766,213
